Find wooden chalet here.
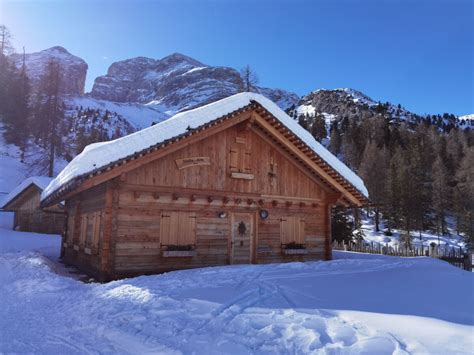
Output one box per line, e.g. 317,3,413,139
1,177,64,234
40,93,369,281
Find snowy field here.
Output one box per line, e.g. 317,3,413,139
0,228,473,354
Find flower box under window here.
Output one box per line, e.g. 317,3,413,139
162,244,196,257
282,242,308,255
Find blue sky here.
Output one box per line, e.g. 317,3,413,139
1,0,472,115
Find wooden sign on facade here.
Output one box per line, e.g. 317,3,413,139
175,156,211,170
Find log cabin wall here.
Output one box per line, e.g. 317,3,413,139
5,185,64,234
105,122,333,279
61,183,107,280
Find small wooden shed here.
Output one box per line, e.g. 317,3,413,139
1,177,65,234
41,93,369,281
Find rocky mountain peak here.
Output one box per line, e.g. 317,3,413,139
43,46,70,54
9,46,88,96
90,53,299,114
160,52,204,67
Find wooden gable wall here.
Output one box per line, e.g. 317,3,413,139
121,122,332,201
6,185,42,211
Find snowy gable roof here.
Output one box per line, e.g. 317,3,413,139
1,176,54,209
41,92,369,204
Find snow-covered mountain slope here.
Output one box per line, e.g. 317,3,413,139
459,114,474,122
294,88,473,131
68,96,169,130
90,52,299,113
0,123,68,204
1,229,473,354
9,46,88,96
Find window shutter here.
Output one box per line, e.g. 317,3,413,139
280,217,305,244
244,150,252,173
178,212,196,245
161,213,171,245
79,214,87,246
280,217,290,244
161,212,196,246
297,219,305,244
229,144,239,171
92,211,102,249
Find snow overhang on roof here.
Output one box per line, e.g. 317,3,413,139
1,176,55,209
41,92,369,206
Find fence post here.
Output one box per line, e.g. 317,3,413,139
465,254,473,272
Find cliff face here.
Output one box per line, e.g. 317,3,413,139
9,46,88,96
90,53,299,113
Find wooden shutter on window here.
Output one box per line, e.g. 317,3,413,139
244,149,252,173
229,134,252,174
178,212,196,245
85,214,94,247
88,211,102,250
161,212,196,246
229,144,239,172
161,212,171,245
79,214,88,246
296,218,305,244
280,217,291,244
280,217,305,244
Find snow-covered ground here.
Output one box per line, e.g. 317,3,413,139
1,228,473,354
360,213,467,250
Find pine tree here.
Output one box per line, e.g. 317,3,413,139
358,141,389,232
0,50,31,153
432,156,450,236
0,25,13,55
31,59,64,177
331,207,354,243
454,148,474,248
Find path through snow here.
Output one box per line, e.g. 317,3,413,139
0,228,473,354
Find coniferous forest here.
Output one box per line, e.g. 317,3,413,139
295,106,474,248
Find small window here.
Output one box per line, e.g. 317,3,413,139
280,216,305,245
229,137,252,173
161,211,196,246
79,212,102,251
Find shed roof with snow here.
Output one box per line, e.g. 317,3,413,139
41,93,369,206
1,176,54,209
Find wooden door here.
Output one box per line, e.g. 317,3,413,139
230,213,254,264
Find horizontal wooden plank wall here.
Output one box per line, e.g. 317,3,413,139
61,183,107,279
60,117,333,280
14,210,65,234
109,182,328,278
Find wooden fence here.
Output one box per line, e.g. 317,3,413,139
333,241,472,272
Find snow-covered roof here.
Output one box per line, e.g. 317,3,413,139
1,176,54,208
41,93,369,204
